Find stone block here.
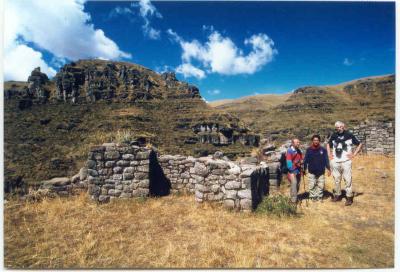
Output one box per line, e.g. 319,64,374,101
211,169,225,175
105,151,120,160
105,161,115,168
87,169,98,177
98,195,110,203
227,166,241,175
224,199,235,209
240,199,252,210
240,169,255,178
116,160,130,167
211,184,220,193
241,177,251,187
139,160,150,166
225,181,241,190
113,167,123,174
136,151,150,160
195,190,203,199
88,184,100,195
225,190,238,199
86,160,96,169
130,161,140,166
137,166,149,172
134,172,147,179
120,193,132,198
112,174,123,180
123,173,134,180
238,189,251,199
132,188,149,197
218,179,227,185
139,179,150,188
103,184,115,190
122,154,135,160
79,167,88,181
108,189,122,197
181,172,191,179
193,162,208,177
195,183,208,192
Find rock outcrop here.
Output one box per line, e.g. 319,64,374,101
52,60,201,103
27,67,50,103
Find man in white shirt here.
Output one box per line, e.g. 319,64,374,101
327,121,362,206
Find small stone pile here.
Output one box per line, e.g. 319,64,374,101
351,121,395,155
259,141,288,188
28,168,88,200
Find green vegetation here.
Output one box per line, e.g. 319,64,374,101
256,194,298,217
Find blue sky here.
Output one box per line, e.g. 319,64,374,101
4,1,395,101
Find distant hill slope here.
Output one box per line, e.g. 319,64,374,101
210,74,395,141
209,94,290,110
4,60,258,185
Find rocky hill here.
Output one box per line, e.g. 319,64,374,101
211,74,395,141
4,60,259,186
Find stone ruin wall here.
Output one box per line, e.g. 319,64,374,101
350,121,395,155
80,143,269,211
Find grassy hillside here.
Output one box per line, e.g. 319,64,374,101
4,60,257,185
211,75,395,142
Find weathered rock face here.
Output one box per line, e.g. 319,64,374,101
5,67,51,108
27,67,50,103
52,60,202,103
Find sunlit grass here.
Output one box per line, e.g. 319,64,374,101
4,155,394,268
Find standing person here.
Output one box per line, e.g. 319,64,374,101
304,135,331,202
327,121,362,206
286,138,303,203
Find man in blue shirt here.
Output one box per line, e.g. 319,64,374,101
304,134,331,201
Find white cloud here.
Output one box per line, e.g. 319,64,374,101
109,6,135,18
176,63,206,79
4,44,57,81
132,0,162,40
343,58,353,66
4,0,131,81
207,89,221,95
167,28,277,78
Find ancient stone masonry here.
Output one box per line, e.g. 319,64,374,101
350,121,395,155
84,143,269,211
86,143,152,203
192,123,260,147
158,153,268,211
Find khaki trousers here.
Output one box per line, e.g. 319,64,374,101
288,173,301,202
331,160,353,197
308,173,325,198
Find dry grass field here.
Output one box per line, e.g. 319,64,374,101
4,155,394,269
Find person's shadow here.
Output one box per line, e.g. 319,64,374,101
298,189,363,201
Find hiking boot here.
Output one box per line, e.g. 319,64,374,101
331,195,341,202
345,196,353,206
